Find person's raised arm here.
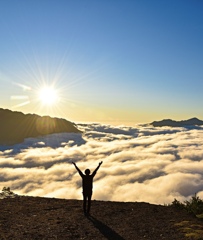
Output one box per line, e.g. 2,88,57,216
72,162,84,178
92,161,103,177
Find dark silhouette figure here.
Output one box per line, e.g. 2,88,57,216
72,161,102,215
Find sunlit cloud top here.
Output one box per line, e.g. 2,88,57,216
1,122,203,204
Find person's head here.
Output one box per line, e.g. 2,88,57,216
85,169,90,175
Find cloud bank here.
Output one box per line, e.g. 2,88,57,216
1,123,203,204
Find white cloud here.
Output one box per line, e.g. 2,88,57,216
0,123,203,204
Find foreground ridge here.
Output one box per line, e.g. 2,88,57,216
0,194,202,239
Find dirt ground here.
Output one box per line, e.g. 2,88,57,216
0,196,203,239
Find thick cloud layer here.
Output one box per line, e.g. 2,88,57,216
1,123,203,204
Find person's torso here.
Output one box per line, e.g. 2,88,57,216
82,175,93,191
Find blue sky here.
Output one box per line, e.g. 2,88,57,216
0,0,203,125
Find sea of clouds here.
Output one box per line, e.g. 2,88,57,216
0,123,203,204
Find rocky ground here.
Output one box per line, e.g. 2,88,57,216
0,190,203,239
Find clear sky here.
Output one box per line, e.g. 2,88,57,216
0,0,203,125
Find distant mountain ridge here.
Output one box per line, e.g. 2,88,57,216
0,108,81,145
151,117,203,127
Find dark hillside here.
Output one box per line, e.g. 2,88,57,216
0,195,203,239
0,108,81,145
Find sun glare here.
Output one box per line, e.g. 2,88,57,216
38,87,58,105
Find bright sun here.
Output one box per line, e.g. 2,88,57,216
38,87,58,105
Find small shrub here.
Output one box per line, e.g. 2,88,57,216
170,194,203,216
184,194,203,215
171,198,185,210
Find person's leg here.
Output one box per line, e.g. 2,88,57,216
83,193,87,215
87,193,92,215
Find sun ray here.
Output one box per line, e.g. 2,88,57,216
13,83,31,91
10,96,29,100
12,101,30,108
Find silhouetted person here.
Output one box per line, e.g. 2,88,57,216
72,161,102,215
